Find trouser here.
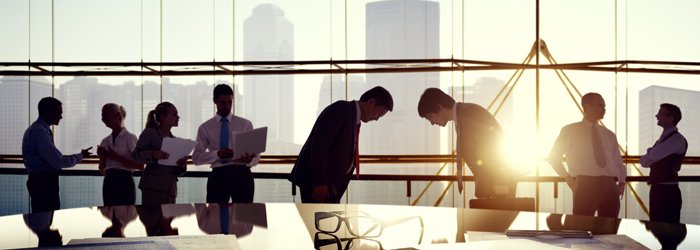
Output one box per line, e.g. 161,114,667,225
207,165,255,203
27,171,60,213
573,175,621,218
649,184,682,223
103,169,136,206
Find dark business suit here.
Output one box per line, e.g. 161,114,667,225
455,103,517,198
132,128,187,205
289,100,358,203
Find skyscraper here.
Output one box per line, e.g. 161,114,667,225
637,85,700,223
353,0,441,206
243,4,295,154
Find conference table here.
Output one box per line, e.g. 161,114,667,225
0,203,696,249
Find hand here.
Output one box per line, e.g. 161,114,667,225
237,152,257,163
618,183,626,197
98,164,106,176
152,150,169,160
217,148,233,159
81,147,93,158
97,145,106,157
176,157,188,169
565,175,578,196
312,185,330,202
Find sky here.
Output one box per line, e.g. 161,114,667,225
1,0,700,162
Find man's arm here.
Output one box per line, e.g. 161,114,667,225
548,126,577,192
611,134,627,188
646,134,686,162
192,124,217,166
308,105,348,186
35,129,82,169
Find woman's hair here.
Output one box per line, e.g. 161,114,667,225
145,102,175,129
103,103,126,125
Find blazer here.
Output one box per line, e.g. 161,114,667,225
289,101,358,194
132,128,187,197
455,103,511,185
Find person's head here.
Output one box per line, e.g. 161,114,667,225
358,86,394,123
213,84,234,117
417,88,456,127
102,103,126,129
38,97,63,125
657,103,682,129
145,102,179,129
581,92,605,121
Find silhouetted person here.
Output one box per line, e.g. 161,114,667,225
193,84,260,203
290,86,393,203
417,88,522,198
97,103,144,206
23,211,62,247
132,102,188,205
548,93,626,218
194,203,253,237
99,205,138,238
640,103,686,224
22,97,92,213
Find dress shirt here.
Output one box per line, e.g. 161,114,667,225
640,127,685,167
99,128,138,172
22,118,83,173
192,113,261,168
548,118,627,184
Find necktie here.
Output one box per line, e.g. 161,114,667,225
355,123,361,180
219,206,229,234
220,117,229,163
591,126,606,168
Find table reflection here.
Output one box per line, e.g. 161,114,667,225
0,203,697,249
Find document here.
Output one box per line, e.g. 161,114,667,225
68,235,241,250
159,137,198,166
233,127,268,157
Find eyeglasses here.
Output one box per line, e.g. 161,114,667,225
315,211,424,243
314,232,384,250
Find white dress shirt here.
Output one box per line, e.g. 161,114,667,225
192,113,261,168
99,128,138,172
548,118,627,184
640,127,686,167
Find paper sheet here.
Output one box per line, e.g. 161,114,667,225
68,235,241,250
159,137,198,166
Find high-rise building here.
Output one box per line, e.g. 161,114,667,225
354,0,441,206
637,85,700,223
243,4,295,154
0,76,52,215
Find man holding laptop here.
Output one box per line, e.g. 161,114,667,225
193,84,261,203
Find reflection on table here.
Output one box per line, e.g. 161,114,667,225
0,203,697,249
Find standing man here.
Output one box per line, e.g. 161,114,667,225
417,88,521,198
640,103,687,223
548,92,627,218
290,86,393,203
193,84,260,203
22,97,92,213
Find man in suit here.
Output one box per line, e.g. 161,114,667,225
417,88,520,198
289,86,393,203
22,97,92,212
640,103,687,223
